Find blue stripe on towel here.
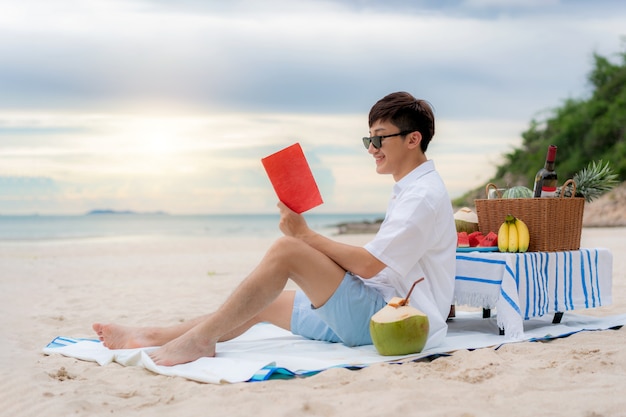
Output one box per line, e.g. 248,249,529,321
249,365,343,382
524,256,532,319
584,249,596,307
499,288,521,315
456,255,505,265
455,276,502,285
592,249,602,305
538,250,551,316
501,261,522,316
46,336,99,349
590,249,599,307
580,250,589,308
554,252,560,313
566,251,572,310
531,252,539,318
455,254,505,285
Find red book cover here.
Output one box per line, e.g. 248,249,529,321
261,143,323,213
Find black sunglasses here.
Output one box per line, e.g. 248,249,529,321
362,131,414,149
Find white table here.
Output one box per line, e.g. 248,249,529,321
453,248,613,338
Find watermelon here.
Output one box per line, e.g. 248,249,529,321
468,231,484,247
503,186,533,199
457,232,470,248
478,231,498,247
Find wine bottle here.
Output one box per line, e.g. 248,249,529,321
533,145,558,197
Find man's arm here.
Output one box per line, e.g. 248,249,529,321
278,203,386,278
301,233,385,279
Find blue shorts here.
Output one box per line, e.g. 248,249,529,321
290,272,387,347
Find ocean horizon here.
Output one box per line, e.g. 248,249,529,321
0,212,385,241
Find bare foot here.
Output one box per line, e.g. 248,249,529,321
149,328,217,366
92,323,158,349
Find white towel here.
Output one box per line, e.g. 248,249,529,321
43,311,626,384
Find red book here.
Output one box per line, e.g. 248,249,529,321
261,143,323,213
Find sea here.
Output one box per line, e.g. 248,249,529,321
0,213,386,241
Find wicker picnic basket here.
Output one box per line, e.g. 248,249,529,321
474,180,585,252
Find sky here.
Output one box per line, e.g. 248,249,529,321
1,0,625,215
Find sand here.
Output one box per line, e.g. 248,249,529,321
583,182,626,227
1,228,625,417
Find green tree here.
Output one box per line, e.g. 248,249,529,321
454,43,626,206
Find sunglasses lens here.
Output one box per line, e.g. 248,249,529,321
362,137,381,149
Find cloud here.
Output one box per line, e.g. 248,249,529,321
0,176,59,196
2,0,623,119
0,176,62,213
0,110,371,214
0,0,624,214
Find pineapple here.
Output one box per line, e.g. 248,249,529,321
556,160,619,202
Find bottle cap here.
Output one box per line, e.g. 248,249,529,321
547,145,557,162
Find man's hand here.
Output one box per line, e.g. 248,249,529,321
277,202,385,277
278,202,314,239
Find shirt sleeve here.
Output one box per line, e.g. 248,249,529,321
364,190,438,277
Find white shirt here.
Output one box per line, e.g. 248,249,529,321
362,160,457,349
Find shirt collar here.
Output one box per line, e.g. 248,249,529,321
393,160,435,194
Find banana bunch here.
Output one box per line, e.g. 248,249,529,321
497,214,530,253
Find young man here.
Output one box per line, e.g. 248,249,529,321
93,91,457,366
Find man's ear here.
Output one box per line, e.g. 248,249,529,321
406,131,422,149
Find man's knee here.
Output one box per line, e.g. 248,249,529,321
268,236,306,257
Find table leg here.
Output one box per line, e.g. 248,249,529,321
480,308,504,335
448,305,456,319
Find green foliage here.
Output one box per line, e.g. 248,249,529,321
454,44,626,207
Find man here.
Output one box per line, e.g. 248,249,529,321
93,91,457,366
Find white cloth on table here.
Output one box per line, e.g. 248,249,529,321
454,248,613,338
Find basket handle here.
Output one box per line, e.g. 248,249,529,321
485,183,501,198
558,179,577,199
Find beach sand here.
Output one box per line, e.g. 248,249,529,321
1,228,625,417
